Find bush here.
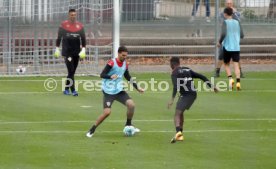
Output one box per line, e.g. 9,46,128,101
242,9,257,19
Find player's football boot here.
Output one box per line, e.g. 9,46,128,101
236,82,241,91
63,89,70,95
134,127,140,133
86,125,96,138
229,78,234,90
213,71,220,78
86,131,94,138
72,91,78,96
170,131,184,143
128,126,140,133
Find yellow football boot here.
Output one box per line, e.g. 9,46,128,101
236,82,241,91
170,131,184,143
229,78,234,90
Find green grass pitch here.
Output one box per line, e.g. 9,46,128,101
0,72,275,169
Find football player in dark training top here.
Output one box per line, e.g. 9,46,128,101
167,57,218,143
54,9,86,96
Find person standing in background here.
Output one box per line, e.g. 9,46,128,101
190,0,211,22
54,9,86,96
214,0,245,78
217,7,244,90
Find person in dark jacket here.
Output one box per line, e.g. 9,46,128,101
54,9,86,96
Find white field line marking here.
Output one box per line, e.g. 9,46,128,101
80,105,93,108
0,129,275,134
0,92,61,94
1,90,276,95
0,79,100,82
0,78,276,82
0,119,275,124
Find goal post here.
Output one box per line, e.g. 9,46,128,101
0,0,114,76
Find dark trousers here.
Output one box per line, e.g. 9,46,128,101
64,56,79,92
191,0,210,17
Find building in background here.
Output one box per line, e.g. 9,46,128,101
121,0,155,21
0,0,156,24
267,0,276,18
0,0,110,24
239,0,270,7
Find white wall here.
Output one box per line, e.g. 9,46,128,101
239,0,270,7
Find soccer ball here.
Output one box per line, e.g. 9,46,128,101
123,126,135,137
16,65,26,75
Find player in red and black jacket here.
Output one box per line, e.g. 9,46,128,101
54,9,86,96
86,46,144,138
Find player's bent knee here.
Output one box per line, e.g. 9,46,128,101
103,109,111,116
126,99,135,109
175,109,184,115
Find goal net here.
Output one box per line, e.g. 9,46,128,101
0,0,113,76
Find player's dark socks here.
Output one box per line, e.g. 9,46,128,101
125,119,132,126
89,125,97,134
214,68,220,77
228,75,232,79
215,68,220,74
180,128,183,132
176,126,182,133
236,78,240,83
240,68,245,78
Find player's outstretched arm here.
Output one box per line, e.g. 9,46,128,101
124,69,144,93
167,97,174,109
100,64,112,79
80,28,86,48
191,70,218,92
79,47,86,59
79,28,86,59
54,27,63,58
54,47,60,58
56,27,63,48
168,74,177,109
239,22,245,39
218,21,227,46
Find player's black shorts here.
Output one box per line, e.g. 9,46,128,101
176,94,197,112
103,91,131,108
218,47,224,60
223,48,240,64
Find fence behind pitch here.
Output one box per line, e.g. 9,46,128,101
0,0,113,76
120,0,276,60
1,0,276,76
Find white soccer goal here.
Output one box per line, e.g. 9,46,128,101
0,0,113,76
